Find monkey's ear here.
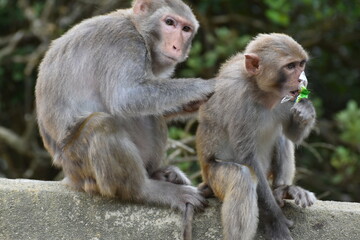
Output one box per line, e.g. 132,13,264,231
133,0,151,15
244,54,260,75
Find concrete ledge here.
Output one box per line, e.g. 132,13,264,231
0,179,359,240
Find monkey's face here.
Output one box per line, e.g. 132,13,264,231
155,14,195,65
280,60,307,101
133,0,199,69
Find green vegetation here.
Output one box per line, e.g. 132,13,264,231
0,0,359,202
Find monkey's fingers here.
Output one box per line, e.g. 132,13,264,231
292,99,316,120
151,166,191,185
183,101,204,112
164,167,191,185
288,185,316,208
166,171,191,185
273,185,289,207
306,191,316,206
183,95,212,112
198,182,214,198
191,195,209,212
180,186,209,212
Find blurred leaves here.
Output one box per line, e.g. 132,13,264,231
264,0,290,26
330,146,357,183
335,100,360,145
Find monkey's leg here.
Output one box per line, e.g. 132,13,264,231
62,112,206,212
207,160,258,240
251,159,294,240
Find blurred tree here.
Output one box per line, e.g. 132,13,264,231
0,0,359,201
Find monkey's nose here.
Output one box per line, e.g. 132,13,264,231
173,45,181,51
170,45,182,59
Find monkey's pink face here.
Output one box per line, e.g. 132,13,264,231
158,14,194,64
281,60,307,100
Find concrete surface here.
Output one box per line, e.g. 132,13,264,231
0,178,359,240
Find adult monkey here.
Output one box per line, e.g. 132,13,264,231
196,33,316,240
36,0,214,234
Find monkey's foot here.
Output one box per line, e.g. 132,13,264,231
264,216,293,240
151,166,191,185
273,185,316,208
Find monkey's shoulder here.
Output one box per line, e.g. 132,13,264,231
59,14,144,48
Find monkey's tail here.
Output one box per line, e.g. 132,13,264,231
182,203,194,240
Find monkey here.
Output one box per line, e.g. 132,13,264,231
196,33,317,240
35,0,215,238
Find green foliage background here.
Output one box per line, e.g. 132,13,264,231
0,0,359,202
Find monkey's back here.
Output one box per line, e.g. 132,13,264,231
35,11,151,157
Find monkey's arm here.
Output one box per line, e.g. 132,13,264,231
107,77,215,117
98,38,214,117
163,95,213,120
71,20,215,117
282,99,316,144
275,99,317,208
271,135,316,208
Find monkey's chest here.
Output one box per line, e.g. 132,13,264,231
256,120,281,173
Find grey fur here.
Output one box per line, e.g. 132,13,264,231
196,33,316,240
36,1,213,239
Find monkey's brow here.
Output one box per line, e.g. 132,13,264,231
288,59,307,65
167,14,194,27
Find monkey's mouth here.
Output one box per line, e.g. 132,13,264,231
290,89,300,98
162,53,178,62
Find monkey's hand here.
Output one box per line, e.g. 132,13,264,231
182,92,214,113
290,98,316,127
182,100,206,113
173,185,208,212
273,185,316,208
286,98,316,143
163,92,214,119
151,166,191,185
198,182,215,198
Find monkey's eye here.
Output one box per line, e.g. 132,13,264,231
286,63,296,70
165,18,175,26
182,26,191,32
300,60,306,67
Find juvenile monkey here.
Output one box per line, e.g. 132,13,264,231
36,0,214,236
196,33,316,240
